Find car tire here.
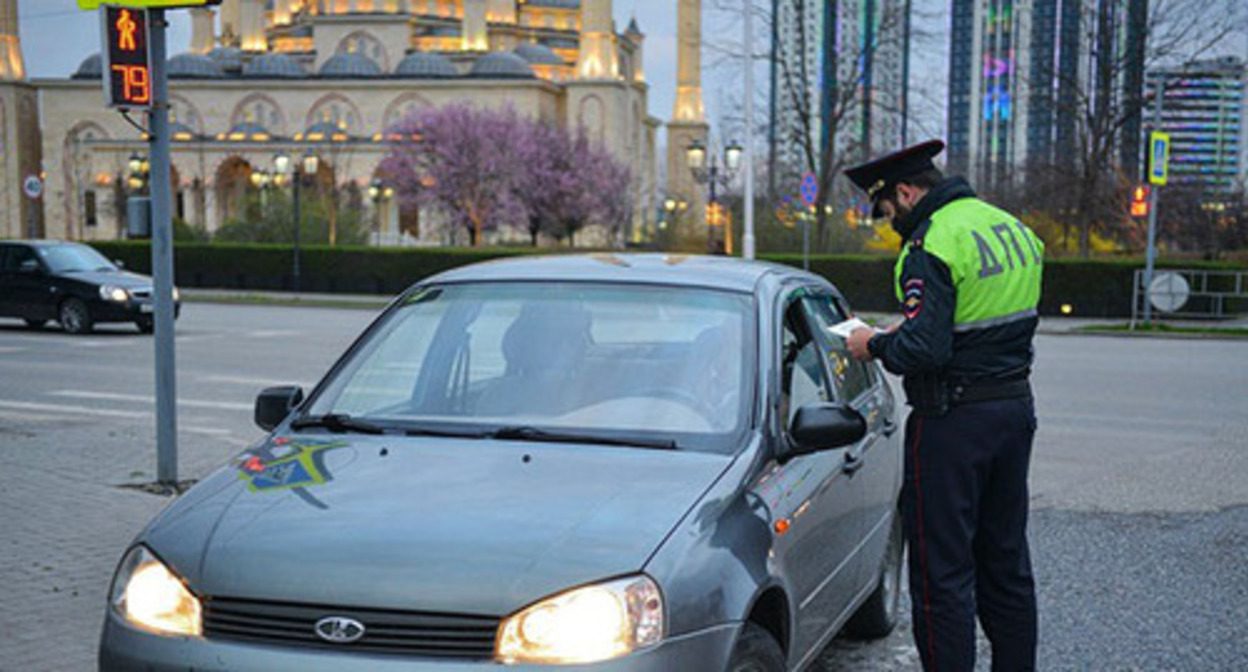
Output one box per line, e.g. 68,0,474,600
135,316,154,334
844,510,904,640
24,319,47,329
726,623,785,672
59,298,94,335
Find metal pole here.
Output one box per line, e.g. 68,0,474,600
293,174,301,293
708,164,718,254
148,9,178,485
802,211,810,271
742,0,756,260
1142,76,1163,325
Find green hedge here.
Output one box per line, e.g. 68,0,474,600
90,242,1246,318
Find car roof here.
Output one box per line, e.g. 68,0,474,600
423,253,818,294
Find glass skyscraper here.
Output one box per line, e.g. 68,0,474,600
1146,57,1247,193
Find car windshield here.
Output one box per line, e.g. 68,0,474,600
305,282,755,453
39,244,117,273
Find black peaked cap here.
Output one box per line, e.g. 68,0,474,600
844,139,946,217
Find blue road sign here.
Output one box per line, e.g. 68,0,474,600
1149,132,1169,186
800,172,818,207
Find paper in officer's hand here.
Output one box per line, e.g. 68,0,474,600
827,317,883,340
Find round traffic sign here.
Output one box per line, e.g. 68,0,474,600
23,174,43,200
1148,272,1190,313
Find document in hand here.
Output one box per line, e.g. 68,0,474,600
826,317,884,340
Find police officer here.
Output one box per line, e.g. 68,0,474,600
843,140,1043,672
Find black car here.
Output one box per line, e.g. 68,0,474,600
0,240,180,334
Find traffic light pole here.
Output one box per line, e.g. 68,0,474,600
149,9,178,485
1142,81,1163,325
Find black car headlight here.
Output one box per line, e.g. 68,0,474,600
496,575,664,664
109,546,202,637
99,285,130,302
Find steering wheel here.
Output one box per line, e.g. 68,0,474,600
633,386,718,421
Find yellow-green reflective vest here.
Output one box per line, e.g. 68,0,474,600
895,198,1044,332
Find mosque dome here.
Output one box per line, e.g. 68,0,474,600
73,53,102,79
208,47,245,74
168,53,226,79
470,52,534,79
319,53,382,78
243,53,307,78
395,52,458,78
513,44,566,66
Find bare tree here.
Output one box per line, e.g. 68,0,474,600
1026,0,1245,257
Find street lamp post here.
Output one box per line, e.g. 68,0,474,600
274,151,319,294
687,139,743,254
368,178,394,245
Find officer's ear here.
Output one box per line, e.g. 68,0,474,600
895,182,924,209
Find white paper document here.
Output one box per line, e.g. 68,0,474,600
826,317,883,339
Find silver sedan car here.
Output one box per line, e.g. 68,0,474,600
99,254,903,671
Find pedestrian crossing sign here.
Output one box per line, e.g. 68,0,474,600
1148,132,1169,186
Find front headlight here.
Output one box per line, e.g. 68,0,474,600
172,287,180,302
496,575,664,664
109,545,202,637
99,285,130,302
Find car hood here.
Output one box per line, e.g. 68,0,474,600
142,434,734,616
59,269,152,289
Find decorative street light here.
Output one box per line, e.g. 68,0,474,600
368,178,395,244
687,139,743,254
273,150,320,294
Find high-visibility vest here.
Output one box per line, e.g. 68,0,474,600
895,198,1044,332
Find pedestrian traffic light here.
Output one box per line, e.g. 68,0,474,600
1130,184,1150,218
102,5,152,109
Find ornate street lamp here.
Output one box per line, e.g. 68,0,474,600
273,150,320,293
686,139,743,254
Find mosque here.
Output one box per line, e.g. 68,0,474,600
0,0,710,247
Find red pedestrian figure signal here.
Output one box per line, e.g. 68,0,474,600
102,6,151,109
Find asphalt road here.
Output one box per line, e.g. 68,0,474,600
0,304,1245,671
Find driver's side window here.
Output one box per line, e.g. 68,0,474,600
780,296,831,426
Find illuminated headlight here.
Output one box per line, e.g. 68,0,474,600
109,546,202,637
100,285,130,302
496,575,663,664
172,287,180,302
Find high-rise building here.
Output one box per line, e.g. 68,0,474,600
1146,57,1247,192
767,0,908,197
947,0,1146,189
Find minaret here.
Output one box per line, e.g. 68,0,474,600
462,0,488,51
240,0,267,51
667,0,708,247
190,7,216,53
577,0,619,80
0,0,42,238
625,17,644,84
0,0,24,80
219,0,242,46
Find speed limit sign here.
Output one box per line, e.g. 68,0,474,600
23,174,43,200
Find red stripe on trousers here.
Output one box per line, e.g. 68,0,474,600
912,417,938,671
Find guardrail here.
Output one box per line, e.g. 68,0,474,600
1132,268,1248,325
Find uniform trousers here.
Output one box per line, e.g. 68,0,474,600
902,396,1038,672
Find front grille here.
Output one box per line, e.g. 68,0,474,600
203,596,500,659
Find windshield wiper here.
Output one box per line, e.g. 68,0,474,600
289,413,387,435
491,426,677,451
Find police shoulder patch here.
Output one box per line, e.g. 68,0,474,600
903,278,924,319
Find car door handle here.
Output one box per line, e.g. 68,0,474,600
882,418,897,437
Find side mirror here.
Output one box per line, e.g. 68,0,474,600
780,403,867,461
18,259,41,274
255,386,304,431
114,259,126,270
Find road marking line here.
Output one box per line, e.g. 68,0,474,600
0,399,150,419
50,390,250,411
0,346,27,354
201,375,316,389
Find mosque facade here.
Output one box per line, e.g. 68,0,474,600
0,0,710,248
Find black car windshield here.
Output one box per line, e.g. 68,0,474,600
306,282,755,453
39,244,117,273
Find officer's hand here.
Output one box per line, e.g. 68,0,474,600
847,327,875,361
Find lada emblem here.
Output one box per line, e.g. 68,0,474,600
314,616,366,644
